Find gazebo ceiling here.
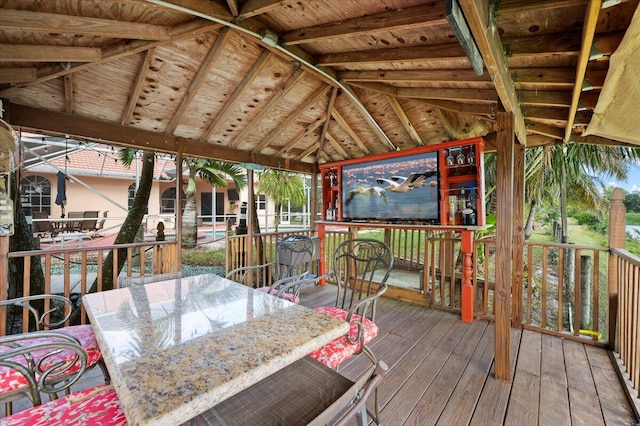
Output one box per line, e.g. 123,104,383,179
1,0,639,173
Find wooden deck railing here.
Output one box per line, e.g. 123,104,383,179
0,240,179,335
225,230,318,286
611,248,640,396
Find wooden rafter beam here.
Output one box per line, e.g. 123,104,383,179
397,87,499,103
519,91,574,108
299,141,320,161
564,0,602,142
526,122,565,139
0,44,101,62
331,109,371,156
325,132,350,159
0,68,37,84
340,69,491,85
226,0,239,17
281,4,447,45
6,102,314,173
254,85,329,153
317,87,338,162
458,0,527,143
0,20,220,92
166,28,231,134
0,9,171,40
275,114,326,157
408,98,497,117
339,67,607,91
63,74,73,114
121,48,156,126
496,0,589,15
523,107,592,126
316,44,468,67
145,0,233,20
436,109,458,140
239,0,297,18
201,51,273,141
386,96,423,146
228,71,305,149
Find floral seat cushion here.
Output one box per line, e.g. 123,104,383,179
256,286,300,304
308,306,379,369
2,385,126,426
0,325,102,395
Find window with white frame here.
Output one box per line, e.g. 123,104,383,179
257,194,266,210
20,175,52,214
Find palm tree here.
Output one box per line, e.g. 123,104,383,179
87,149,155,294
182,159,246,248
256,169,306,232
485,143,640,240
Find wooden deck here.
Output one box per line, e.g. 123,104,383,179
304,285,637,426
7,284,638,425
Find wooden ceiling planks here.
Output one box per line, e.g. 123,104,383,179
1,0,638,170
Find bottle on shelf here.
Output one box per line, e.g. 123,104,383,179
468,187,478,210
448,195,457,225
458,187,467,212
326,201,334,221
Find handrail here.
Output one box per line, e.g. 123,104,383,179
1,240,180,336
610,248,640,398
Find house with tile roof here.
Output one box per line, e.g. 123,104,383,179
20,134,244,237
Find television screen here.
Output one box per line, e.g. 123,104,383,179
341,151,439,222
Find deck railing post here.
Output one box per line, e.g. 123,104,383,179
607,188,626,350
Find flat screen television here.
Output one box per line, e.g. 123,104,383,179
341,151,439,222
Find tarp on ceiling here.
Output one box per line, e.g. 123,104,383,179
584,3,640,146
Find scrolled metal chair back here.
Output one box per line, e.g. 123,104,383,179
332,238,393,322
275,235,316,280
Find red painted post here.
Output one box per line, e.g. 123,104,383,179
461,230,474,322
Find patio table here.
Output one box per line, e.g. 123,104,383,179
83,273,350,426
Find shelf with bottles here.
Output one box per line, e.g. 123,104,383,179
321,167,341,221
444,182,480,226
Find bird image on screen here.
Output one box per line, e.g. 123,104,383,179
341,151,439,222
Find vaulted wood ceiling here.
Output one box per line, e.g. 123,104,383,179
1,0,638,173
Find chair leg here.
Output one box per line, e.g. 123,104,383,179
98,358,111,385
356,405,369,426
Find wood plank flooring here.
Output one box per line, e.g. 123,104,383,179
5,284,638,425
304,285,638,426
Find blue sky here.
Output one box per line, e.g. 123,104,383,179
607,163,640,193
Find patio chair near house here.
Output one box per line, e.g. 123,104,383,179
0,333,125,424
66,211,84,233
80,210,99,233
94,210,108,237
0,295,110,415
308,238,393,425
226,234,316,303
31,211,57,238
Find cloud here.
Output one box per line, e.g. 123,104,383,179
632,184,640,192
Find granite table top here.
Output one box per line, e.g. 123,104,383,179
83,273,349,426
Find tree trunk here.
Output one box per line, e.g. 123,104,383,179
87,152,155,294
523,199,537,240
182,191,197,248
9,172,45,304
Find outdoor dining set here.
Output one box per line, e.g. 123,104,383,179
0,236,394,425
31,210,108,239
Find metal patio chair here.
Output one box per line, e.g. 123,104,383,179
309,238,393,425
0,333,125,424
0,295,110,415
226,234,317,303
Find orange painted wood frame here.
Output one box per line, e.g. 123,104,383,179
461,229,474,322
